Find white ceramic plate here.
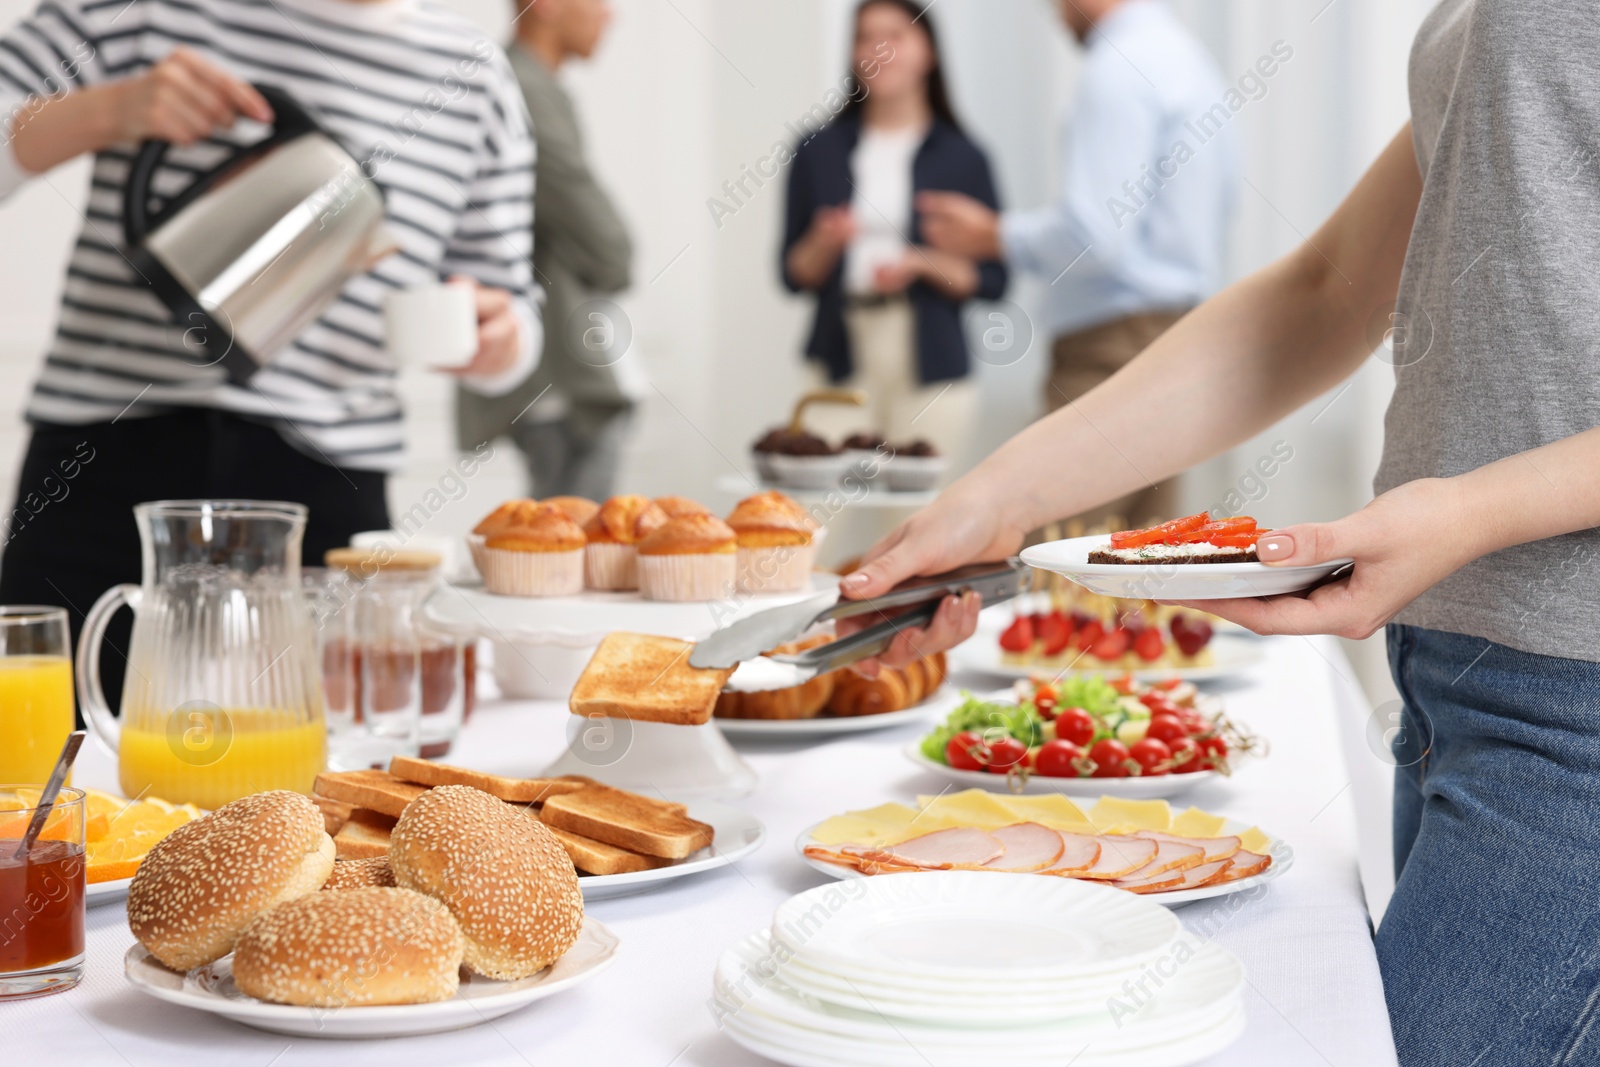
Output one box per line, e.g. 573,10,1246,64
717,998,1246,1067
797,819,1293,909
579,799,763,900
124,917,619,1038
713,687,952,739
1021,534,1352,601
948,619,1267,684
902,741,1223,799
713,929,1246,1066
87,877,133,908
770,871,1180,982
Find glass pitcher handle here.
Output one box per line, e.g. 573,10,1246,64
76,583,140,756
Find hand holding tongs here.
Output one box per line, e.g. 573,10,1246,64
689,561,1026,691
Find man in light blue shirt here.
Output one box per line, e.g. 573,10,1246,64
919,0,1244,526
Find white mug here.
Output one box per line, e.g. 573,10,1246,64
385,282,477,369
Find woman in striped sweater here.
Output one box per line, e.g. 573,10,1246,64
0,0,540,671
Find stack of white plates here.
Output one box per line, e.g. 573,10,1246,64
711,871,1245,1066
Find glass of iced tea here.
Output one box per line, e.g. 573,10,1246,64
0,785,86,1000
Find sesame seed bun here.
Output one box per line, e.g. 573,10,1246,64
232,888,463,1007
389,785,583,980
128,791,335,971
322,856,397,891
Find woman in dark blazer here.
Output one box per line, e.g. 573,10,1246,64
782,0,1006,459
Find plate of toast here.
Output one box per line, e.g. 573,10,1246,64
314,756,765,900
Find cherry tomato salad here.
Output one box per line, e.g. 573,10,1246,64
918,674,1260,781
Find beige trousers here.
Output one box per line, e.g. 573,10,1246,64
1046,309,1190,532
807,298,975,458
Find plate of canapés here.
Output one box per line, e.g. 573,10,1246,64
1020,512,1353,600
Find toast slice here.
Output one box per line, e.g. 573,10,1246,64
539,784,714,860
334,808,396,859
314,769,428,818
544,824,678,876
387,756,590,805
569,633,734,726
311,795,353,836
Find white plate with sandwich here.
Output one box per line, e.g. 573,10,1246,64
1021,534,1352,600
125,917,620,1038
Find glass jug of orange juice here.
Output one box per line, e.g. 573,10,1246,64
75,501,326,810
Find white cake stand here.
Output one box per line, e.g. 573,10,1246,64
422,575,839,799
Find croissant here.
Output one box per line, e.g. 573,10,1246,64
826,651,948,717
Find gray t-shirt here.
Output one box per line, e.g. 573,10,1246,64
1375,0,1600,663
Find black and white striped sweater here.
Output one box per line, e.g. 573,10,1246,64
0,0,539,470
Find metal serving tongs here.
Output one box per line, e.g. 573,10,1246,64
689,561,1027,692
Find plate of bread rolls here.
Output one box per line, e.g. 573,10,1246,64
713,633,952,738
122,786,618,1037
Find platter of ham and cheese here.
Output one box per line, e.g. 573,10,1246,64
797,790,1290,908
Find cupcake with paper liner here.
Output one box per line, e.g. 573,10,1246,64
478,502,586,596
468,498,536,574
542,495,600,528
582,495,668,590
726,492,819,593
636,513,738,602
653,495,712,520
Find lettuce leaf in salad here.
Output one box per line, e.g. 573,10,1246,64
920,693,1042,763
1040,675,1124,719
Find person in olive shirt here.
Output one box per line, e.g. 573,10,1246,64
457,0,635,499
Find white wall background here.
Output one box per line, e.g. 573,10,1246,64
0,0,1435,705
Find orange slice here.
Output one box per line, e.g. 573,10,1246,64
87,858,141,884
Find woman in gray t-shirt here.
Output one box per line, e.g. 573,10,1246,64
839,2,1600,1063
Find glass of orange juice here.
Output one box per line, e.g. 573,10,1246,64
0,608,74,786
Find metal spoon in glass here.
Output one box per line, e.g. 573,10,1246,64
13,730,86,860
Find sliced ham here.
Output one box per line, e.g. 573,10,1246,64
1142,832,1241,864
980,823,1066,872
861,827,1005,869
1111,868,1186,893
1218,850,1272,882
803,845,866,871
1116,858,1233,894
1069,835,1158,880
1039,831,1102,875
1116,838,1204,881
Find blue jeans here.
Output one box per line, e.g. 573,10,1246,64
1379,624,1600,1067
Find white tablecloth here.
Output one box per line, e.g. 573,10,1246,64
12,635,1397,1067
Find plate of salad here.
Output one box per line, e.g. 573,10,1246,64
906,675,1263,799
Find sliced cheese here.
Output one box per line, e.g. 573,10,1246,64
1237,827,1273,854
809,803,920,846
1088,796,1173,833
1170,806,1229,838
915,790,1024,830
988,794,1093,832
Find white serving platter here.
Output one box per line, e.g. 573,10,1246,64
948,618,1266,684
796,818,1292,910
901,741,1225,799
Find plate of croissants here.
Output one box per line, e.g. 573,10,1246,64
713,634,952,738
